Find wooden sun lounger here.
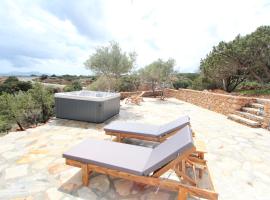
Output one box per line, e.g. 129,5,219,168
125,91,145,105
104,116,207,178
63,127,217,200
104,116,206,157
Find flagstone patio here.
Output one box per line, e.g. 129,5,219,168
0,98,269,200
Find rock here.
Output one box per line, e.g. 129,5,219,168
89,175,110,193
114,179,133,196
5,165,28,179
106,188,117,199
46,188,63,200
10,197,33,200
60,183,80,193
48,163,70,175
77,187,97,200
140,191,170,200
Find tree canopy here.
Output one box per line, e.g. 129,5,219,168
84,41,136,79
200,26,270,92
140,58,175,93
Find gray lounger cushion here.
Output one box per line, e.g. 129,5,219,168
104,115,190,137
63,139,152,175
143,126,194,175
63,126,194,176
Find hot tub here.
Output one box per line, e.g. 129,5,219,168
55,90,120,123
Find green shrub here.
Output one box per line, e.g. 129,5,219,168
0,83,55,133
173,79,192,89
237,81,266,90
63,80,82,92
0,76,32,94
191,76,216,90
29,83,54,123
87,76,115,91
0,116,12,134
40,74,48,80
116,75,140,92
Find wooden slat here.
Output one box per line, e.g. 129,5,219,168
106,131,160,142
65,158,218,200
66,159,82,168
175,168,196,186
152,147,196,178
178,188,188,200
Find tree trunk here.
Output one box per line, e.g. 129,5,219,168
151,81,156,97
250,70,263,83
262,65,270,82
16,121,24,131
222,79,227,91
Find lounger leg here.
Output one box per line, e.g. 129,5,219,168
82,164,89,186
198,152,204,178
117,134,122,142
178,188,188,200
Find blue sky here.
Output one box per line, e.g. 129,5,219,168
0,0,269,75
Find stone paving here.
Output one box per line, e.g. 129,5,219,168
0,98,270,200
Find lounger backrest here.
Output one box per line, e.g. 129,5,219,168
157,115,190,136
143,126,194,175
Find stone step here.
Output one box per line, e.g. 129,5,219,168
256,98,270,104
241,107,263,116
249,103,264,109
235,111,264,123
228,114,261,128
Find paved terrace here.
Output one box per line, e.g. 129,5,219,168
0,98,270,200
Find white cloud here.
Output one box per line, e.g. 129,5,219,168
0,0,269,74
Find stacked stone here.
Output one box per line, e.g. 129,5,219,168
164,88,255,115
262,103,270,129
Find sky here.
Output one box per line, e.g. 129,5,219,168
0,0,270,75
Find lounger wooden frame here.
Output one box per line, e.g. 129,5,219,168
105,127,207,178
125,91,145,105
105,129,206,159
65,146,218,200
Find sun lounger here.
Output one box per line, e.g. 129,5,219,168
125,91,145,105
104,116,207,178
104,115,191,142
63,127,217,200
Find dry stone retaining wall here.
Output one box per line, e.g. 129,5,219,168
120,90,162,100
164,88,255,115
262,102,270,129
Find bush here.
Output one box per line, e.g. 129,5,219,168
237,81,266,90
87,76,116,91
0,76,32,94
116,75,140,92
40,74,48,80
191,76,216,90
173,79,192,89
0,83,55,133
63,81,82,92
29,83,54,123
0,116,12,134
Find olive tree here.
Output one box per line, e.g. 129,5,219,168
84,41,136,91
140,58,175,96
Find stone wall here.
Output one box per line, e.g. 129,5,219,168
120,90,163,100
164,88,256,115
262,102,270,129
